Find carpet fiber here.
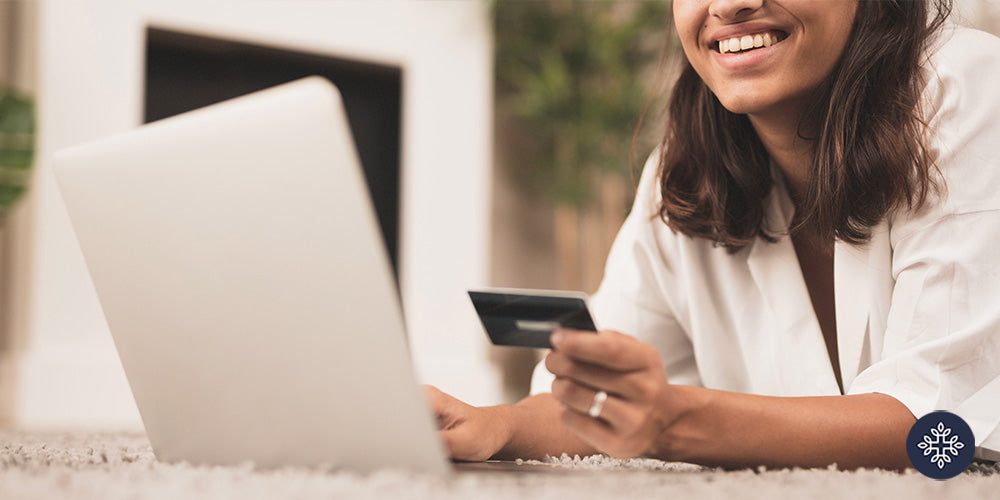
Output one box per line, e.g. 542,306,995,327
2,431,998,499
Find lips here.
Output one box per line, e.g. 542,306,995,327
709,32,788,71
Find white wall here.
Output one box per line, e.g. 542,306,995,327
6,0,496,429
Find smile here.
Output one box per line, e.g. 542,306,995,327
715,30,788,54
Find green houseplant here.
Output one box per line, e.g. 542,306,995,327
494,0,673,290
0,87,33,356
0,87,34,220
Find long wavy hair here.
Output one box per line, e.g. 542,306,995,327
657,0,953,252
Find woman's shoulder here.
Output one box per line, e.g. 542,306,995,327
926,24,1000,67
922,25,1000,110
891,25,1000,243
932,24,1000,54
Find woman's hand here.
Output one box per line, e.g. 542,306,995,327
422,385,515,461
546,328,678,458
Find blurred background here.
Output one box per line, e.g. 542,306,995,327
0,0,998,431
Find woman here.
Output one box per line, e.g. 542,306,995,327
428,0,1000,469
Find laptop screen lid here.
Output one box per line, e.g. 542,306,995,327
52,77,450,474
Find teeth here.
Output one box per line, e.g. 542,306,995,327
718,31,780,53
728,37,741,52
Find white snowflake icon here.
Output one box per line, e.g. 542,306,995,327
917,421,966,469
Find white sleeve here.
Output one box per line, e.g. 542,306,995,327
530,152,699,395
847,27,1000,458
848,210,1000,454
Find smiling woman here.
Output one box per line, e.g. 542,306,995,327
426,0,1000,471
662,0,945,249
677,1,857,115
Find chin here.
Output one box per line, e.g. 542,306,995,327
713,94,761,115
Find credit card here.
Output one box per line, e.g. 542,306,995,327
468,288,597,348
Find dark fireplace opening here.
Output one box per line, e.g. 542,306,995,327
143,27,402,279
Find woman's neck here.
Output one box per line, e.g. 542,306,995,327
748,105,817,207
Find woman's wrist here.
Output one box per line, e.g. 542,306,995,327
488,403,524,460
648,384,709,462
490,393,600,461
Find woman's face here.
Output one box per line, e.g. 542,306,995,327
673,0,858,118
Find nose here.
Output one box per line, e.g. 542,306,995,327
708,0,765,21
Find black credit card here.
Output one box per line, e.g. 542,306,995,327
468,288,597,348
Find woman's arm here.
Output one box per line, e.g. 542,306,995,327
653,388,914,469
545,328,916,470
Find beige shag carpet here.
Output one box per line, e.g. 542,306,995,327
2,431,998,499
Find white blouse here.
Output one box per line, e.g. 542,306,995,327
531,25,1000,460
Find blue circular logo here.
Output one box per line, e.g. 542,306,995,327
906,411,975,480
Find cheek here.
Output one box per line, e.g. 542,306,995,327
804,5,857,72
672,3,702,60
796,20,854,89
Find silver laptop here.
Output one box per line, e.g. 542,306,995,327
53,77,454,474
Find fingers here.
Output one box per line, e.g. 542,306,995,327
422,385,449,416
552,381,656,458
551,329,656,371
545,351,661,402
557,404,646,459
440,423,490,461
422,386,510,461
422,384,467,432
423,386,483,459
551,377,646,432
545,332,673,459
422,384,443,404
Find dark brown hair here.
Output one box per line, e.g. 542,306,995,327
657,0,953,252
